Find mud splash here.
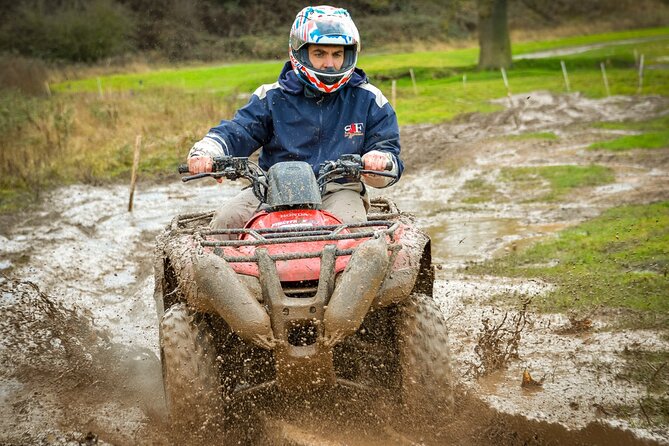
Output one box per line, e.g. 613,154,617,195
0,182,239,445
1,91,668,444
0,277,165,445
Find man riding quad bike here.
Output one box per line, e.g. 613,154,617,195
153,155,452,436
152,5,451,437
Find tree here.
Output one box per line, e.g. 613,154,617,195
477,0,511,69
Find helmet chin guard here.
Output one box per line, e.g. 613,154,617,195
289,6,360,94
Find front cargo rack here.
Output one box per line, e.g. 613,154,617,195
172,197,404,264
201,220,400,263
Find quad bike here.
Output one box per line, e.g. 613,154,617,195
153,154,452,435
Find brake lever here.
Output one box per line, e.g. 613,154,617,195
360,169,397,178
181,172,210,182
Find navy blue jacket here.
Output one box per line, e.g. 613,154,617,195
200,62,403,182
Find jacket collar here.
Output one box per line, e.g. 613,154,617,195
277,61,368,96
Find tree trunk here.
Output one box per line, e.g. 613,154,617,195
477,0,512,69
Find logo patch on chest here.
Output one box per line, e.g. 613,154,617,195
344,122,364,139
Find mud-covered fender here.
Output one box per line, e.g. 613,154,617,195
374,218,433,308
323,236,389,347
192,252,275,350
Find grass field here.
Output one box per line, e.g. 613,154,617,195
51,27,669,124
1,27,668,211
589,115,669,151
466,201,669,327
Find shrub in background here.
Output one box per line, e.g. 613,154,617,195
0,0,135,62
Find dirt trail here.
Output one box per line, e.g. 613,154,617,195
1,92,668,445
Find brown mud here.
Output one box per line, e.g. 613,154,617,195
1,91,668,445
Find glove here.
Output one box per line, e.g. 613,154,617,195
188,137,226,159
362,150,393,171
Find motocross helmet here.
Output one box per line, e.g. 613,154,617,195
289,5,360,94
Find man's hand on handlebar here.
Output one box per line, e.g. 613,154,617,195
188,156,223,183
361,151,395,188
362,150,393,171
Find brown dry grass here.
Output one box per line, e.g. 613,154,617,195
0,87,237,208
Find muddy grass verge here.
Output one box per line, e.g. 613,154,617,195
398,92,669,442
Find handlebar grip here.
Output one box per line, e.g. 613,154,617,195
178,164,189,174
362,159,394,171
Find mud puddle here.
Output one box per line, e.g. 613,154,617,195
1,91,668,444
230,387,662,446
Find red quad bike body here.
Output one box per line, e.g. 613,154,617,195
218,208,407,281
153,155,452,432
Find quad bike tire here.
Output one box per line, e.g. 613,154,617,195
160,302,223,439
397,292,453,423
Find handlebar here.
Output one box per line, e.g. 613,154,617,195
178,154,397,201
179,157,260,183
179,156,268,202
316,154,396,193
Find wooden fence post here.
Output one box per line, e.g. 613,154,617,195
560,60,571,93
600,62,611,97
391,80,397,106
128,135,142,212
501,67,513,106
501,68,520,129
637,54,645,94
409,68,418,95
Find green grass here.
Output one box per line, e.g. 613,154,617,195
589,115,669,151
594,114,669,133
461,177,499,204
55,61,285,97
590,131,669,151
51,27,669,125
618,349,669,394
455,164,613,205
500,165,615,201
612,359,669,428
467,202,669,324
511,27,669,55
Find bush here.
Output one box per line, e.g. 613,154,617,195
0,0,135,62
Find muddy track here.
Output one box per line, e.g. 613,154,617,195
1,92,668,445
